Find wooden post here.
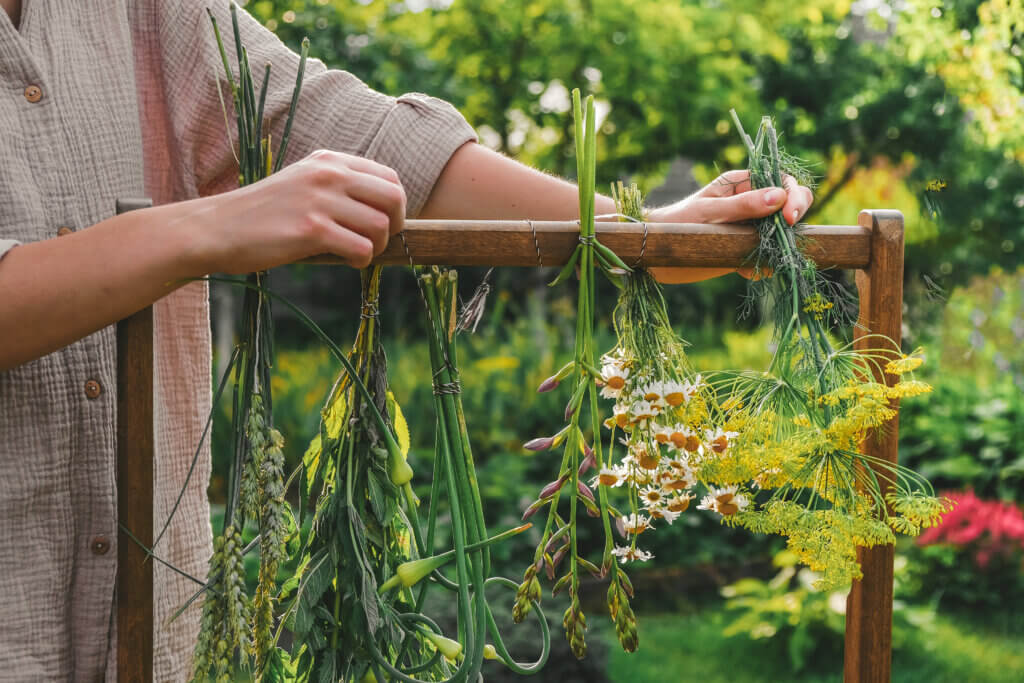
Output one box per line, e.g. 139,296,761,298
116,198,155,683
844,209,905,683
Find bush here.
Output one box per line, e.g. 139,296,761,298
720,550,933,672
902,490,1024,611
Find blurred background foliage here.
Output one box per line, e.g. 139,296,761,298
211,0,1024,679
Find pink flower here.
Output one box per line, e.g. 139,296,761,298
917,490,1024,568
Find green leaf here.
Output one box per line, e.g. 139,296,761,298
265,648,298,683
361,568,382,634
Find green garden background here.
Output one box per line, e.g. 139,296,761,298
214,1,1024,680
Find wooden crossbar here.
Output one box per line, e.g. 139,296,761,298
115,210,903,682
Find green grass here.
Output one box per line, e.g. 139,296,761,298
604,607,1024,683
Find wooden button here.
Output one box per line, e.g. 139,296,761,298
24,85,42,103
84,379,102,399
90,536,111,556
57,226,74,237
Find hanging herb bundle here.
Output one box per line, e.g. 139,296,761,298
191,5,309,681
518,90,639,659
284,264,543,682
364,266,550,683
686,112,952,588
582,114,951,595
283,265,428,681
586,182,709,570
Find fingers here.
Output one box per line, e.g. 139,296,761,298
697,170,752,198
314,220,377,268
687,186,787,223
343,171,407,237
306,150,406,236
321,197,392,256
781,175,814,225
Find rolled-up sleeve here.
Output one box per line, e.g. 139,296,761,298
0,239,19,261
150,0,477,215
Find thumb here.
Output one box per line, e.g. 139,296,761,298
690,187,786,224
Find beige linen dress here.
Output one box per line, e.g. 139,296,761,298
0,1,476,680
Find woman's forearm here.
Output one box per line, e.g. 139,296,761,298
419,142,618,220
0,202,206,371
0,150,406,372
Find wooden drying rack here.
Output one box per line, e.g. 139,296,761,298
115,209,904,682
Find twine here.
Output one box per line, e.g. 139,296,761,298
527,219,543,267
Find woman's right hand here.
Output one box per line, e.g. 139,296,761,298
186,149,407,275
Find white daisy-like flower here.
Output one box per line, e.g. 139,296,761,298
652,424,673,445
639,485,665,508
611,403,631,429
592,465,626,488
649,506,682,524
665,466,697,491
705,427,739,455
697,486,749,516
641,381,666,405
666,492,695,513
683,374,705,400
630,442,661,470
600,362,630,399
620,513,652,535
668,425,703,455
630,400,657,425
611,545,654,564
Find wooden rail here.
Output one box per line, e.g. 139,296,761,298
116,210,903,682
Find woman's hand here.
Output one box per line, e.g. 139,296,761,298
189,149,407,275
647,170,813,284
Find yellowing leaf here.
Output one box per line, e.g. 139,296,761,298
323,391,347,440
387,391,411,458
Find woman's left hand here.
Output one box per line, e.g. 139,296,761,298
647,169,813,284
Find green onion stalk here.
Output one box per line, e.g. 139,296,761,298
191,5,309,680
516,90,638,658
364,266,549,683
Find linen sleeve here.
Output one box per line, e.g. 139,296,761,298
148,0,477,216
0,239,19,262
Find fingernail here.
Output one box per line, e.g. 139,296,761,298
792,208,801,223
764,189,785,206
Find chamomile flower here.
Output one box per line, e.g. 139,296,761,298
666,492,695,513
639,485,665,508
652,424,673,445
705,427,739,455
611,545,654,564
631,442,661,470
592,465,626,488
698,486,748,516
649,506,682,524
630,400,657,425
668,425,703,454
600,362,630,399
661,380,688,407
619,513,652,535
611,403,631,429
665,466,696,491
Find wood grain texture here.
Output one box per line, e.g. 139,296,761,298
117,308,155,683
116,198,155,683
301,220,872,268
845,209,905,683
